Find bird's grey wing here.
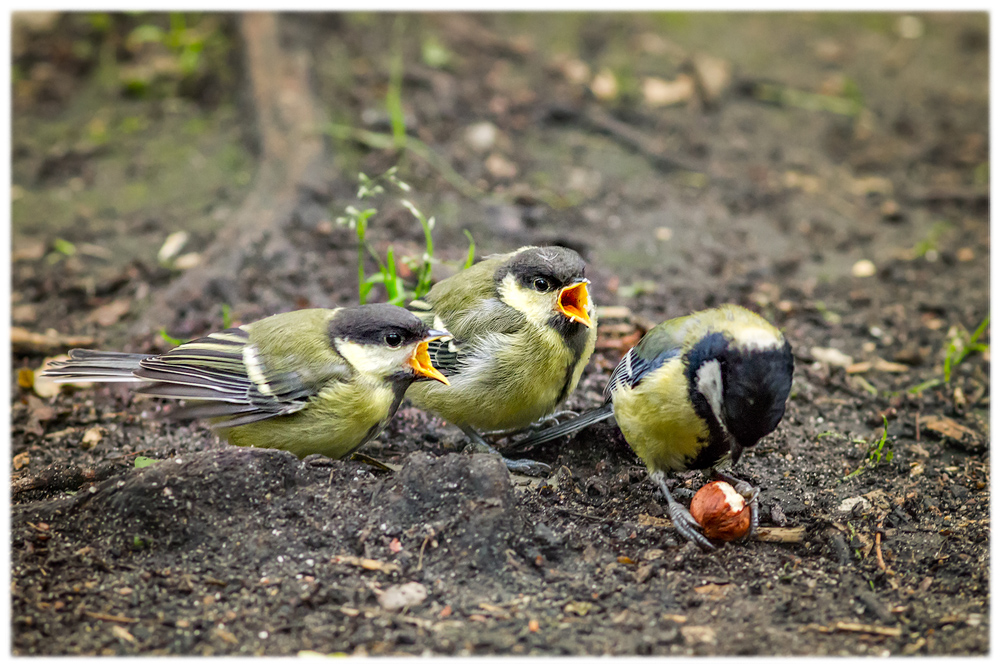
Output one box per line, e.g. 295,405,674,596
604,321,687,402
134,329,350,428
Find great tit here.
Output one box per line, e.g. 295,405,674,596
405,245,597,474
43,305,450,460
516,304,794,549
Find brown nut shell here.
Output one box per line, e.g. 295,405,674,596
689,480,751,541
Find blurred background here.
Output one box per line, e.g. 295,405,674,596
11,12,988,345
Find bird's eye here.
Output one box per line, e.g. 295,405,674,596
384,332,403,348
532,277,550,292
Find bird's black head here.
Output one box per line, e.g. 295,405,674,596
494,246,593,342
495,246,588,294
329,304,432,349
720,339,794,451
686,331,794,464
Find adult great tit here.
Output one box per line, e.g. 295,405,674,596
405,246,597,475
43,305,450,460
516,304,794,549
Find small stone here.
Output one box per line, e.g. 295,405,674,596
837,496,872,515
464,122,499,153
484,153,518,180
852,259,877,278
379,582,427,612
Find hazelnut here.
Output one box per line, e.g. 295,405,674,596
689,480,751,541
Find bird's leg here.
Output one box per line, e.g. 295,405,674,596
711,470,760,540
459,425,551,477
652,471,715,551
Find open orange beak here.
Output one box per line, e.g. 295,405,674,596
408,331,450,385
556,281,593,328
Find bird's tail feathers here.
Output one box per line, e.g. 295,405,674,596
42,349,150,383
513,403,615,449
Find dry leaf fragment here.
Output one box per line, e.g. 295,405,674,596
81,426,105,449
13,451,30,471
11,327,96,354
12,303,38,324
87,299,132,327
173,252,202,270
563,600,593,616
34,355,73,397
12,241,47,262
642,74,695,107
694,582,732,600
18,368,34,389
590,68,618,101
111,626,136,643
214,626,238,644
681,625,716,645
811,347,854,368
691,53,731,102
158,230,189,264
918,415,984,452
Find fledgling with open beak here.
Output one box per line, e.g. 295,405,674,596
406,245,597,474
515,304,794,548
43,304,450,460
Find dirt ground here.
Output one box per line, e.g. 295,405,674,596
9,12,990,656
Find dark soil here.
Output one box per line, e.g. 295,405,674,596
10,12,989,656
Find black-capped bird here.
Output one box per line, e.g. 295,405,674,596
43,305,450,460
515,304,794,549
405,246,597,474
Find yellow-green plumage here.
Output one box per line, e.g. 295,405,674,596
44,304,447,462
220,378,397,459
611,304,790,473
613,361,709,473
406,246,597,433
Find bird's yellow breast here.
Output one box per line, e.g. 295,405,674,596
408,324,589,432
219,377,397,460
612,359,710,473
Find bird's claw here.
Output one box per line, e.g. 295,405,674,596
502,457,552,476
713,471,760,541
653,471,715,551
668,503,715,552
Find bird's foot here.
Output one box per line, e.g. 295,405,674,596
653,472,714,551
712,470,760,541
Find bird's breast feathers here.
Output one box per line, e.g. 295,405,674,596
612,359,711,473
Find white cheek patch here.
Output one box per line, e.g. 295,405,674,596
498,273,554,325
695,359,726,433
336,340,404,378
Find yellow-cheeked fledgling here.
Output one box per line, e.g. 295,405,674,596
43,305,450,460
405,246,597,475
515,304,794,548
